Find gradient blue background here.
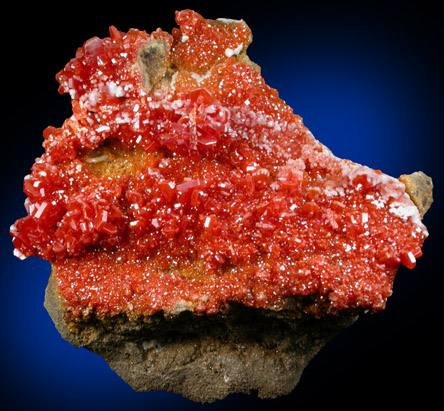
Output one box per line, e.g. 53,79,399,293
3,1,443,409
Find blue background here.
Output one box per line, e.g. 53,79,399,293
3,1,443,409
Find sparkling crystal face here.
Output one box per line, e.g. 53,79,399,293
10,10,427,318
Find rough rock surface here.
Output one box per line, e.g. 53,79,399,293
399,171,433,218
44,272,357,402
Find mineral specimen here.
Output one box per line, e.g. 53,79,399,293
11,9,432,402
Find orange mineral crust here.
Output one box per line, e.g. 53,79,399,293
11,10,428,319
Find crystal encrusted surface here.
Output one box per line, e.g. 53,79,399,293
11,10,428,318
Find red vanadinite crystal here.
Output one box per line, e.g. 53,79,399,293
11,10,428,318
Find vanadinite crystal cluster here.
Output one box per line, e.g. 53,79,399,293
11,10,428,319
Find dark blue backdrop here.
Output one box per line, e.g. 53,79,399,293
2,1,442,409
